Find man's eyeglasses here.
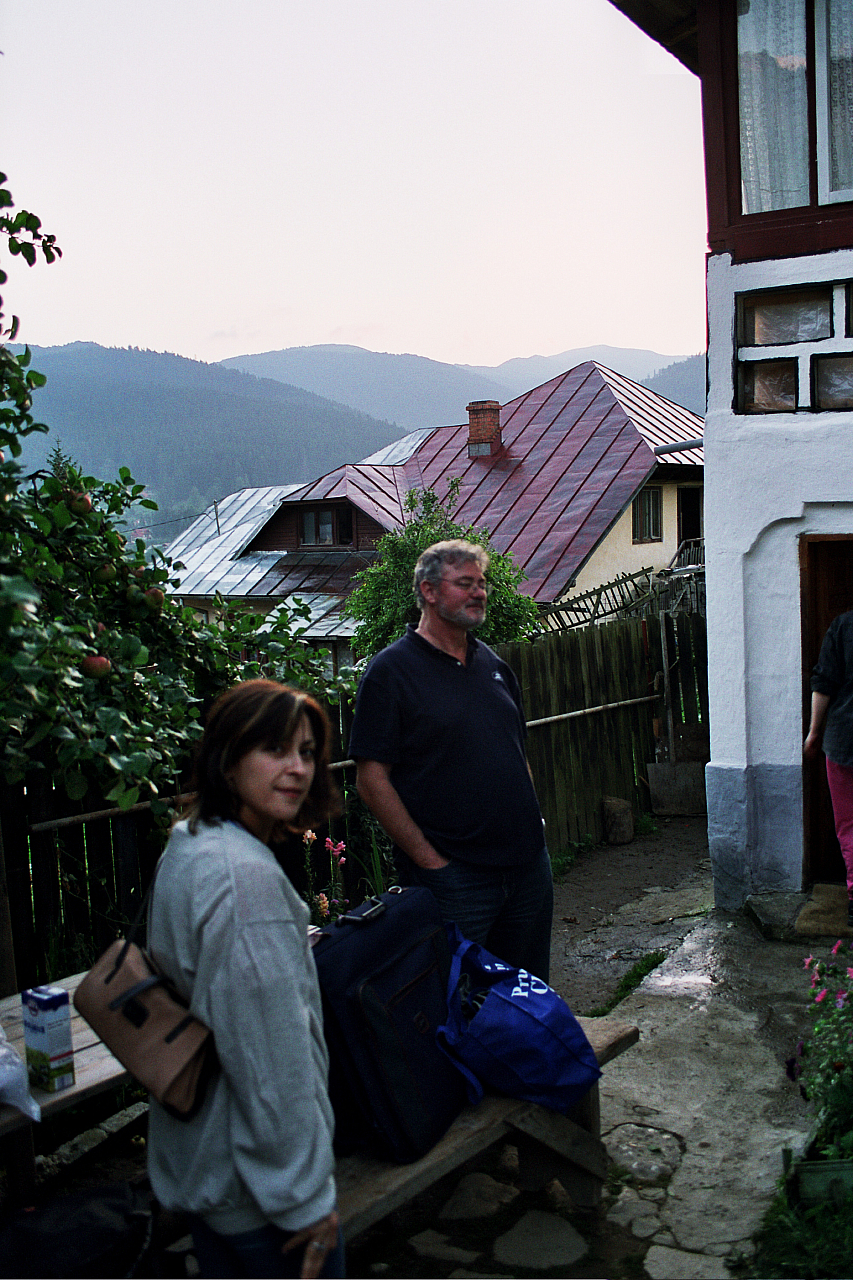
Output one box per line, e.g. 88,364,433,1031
444,576,492,596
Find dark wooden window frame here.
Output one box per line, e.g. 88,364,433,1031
698,0,853,262
300,504,354,547
632,486,663,544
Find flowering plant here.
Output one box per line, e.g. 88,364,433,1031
787,939,853,1159
302,829,349,926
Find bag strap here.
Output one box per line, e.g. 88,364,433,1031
108,858,162,981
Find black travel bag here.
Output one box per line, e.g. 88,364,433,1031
312,885,469,1163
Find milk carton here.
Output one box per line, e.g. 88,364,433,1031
21,985,75,1093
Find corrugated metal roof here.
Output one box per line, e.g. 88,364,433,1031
265,594,358,639
166,360,703,614
409,362,703,600
167,484,303,598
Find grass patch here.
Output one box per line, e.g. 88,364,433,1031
550,833,597,881
635,811,659,837
582,950,667,1017
750,1184,853,1278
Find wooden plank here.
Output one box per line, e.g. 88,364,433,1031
576,1015,640,1067
336,1095,523,1235
506,1104,607,1180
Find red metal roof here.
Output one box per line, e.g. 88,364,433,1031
270,362,703,603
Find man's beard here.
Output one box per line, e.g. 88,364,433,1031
437,599,487,630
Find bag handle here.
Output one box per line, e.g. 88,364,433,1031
106,859,162,983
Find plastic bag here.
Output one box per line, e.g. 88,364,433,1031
0,1028,40,1122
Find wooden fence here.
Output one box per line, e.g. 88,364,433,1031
0,612,707,996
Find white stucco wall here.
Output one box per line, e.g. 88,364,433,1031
705,249,853,905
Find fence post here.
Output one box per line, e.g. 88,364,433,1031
659,611,675,764
0,820,18,997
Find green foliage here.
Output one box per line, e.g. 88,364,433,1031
750,1184,853,1279
582,950,667,1018
788,940,853,1157
342,479,540,658
0,174,351,813
635,811,659,837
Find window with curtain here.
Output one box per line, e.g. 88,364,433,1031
738,0,853,213
632,488,662,544
738,0,809,213
817,0,853,202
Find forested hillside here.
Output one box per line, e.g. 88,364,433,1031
15,344,404,535
222,343,693,428
222,345,511,430
641,352,705,417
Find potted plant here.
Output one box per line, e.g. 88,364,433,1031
785,939,853,1205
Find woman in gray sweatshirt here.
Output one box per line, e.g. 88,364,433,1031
147,679,344,1278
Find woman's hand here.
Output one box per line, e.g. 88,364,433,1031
281,1209,340,1279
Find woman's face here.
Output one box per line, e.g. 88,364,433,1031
227,714,316,843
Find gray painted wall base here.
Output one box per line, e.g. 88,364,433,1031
706,762,803,910
647,762,707,815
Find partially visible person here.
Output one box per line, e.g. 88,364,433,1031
147,679,345,1279
805,611,853,929
349,539,552,981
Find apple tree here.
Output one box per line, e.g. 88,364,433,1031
0,173,351,815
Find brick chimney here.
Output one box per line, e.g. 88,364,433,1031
467,400,502,458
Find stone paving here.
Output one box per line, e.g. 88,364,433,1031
344,883,821,1278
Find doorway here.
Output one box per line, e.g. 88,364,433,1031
801,536,853,886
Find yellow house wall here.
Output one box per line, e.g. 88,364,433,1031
565,482,695,599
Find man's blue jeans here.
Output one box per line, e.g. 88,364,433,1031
401,846,553,982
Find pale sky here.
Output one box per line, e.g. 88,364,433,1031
0,1,707,368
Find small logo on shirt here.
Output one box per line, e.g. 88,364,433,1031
492,671,505,684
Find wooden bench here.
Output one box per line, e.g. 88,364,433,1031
0,977,638,1228
336,1014,639,1235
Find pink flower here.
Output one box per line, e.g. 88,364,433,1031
325,838,346,856
837,991,848,1009
815,988,829,1003
846,968,853,980
303,829,316,846
338,857,346,866
832,939,844,956
804,956,814,969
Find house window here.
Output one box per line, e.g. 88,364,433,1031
632,488,662,544
736,281,853,411
738,286,833,345
814,354,853,408
739,358,799,413
301,506,354,546
737,0,853,214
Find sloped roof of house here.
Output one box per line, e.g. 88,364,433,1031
606,2,698,74
274,361,703,601
165,361,703,608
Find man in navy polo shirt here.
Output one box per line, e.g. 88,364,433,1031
349,539,552,980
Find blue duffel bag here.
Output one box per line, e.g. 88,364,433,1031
437,923,602,1113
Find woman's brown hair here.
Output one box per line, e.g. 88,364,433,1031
187,679,340,835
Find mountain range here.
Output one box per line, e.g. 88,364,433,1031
14,341,705,538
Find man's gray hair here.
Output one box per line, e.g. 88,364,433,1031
413,540,489,610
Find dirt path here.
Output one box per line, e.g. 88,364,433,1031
550,815,712,1013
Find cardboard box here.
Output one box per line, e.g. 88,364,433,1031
21,985,75,1093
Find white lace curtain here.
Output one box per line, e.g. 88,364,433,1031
738,0,809,213
827,0,853,197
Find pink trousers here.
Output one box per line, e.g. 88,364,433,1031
826,757,853,897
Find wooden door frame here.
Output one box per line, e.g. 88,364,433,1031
800,534,853,886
